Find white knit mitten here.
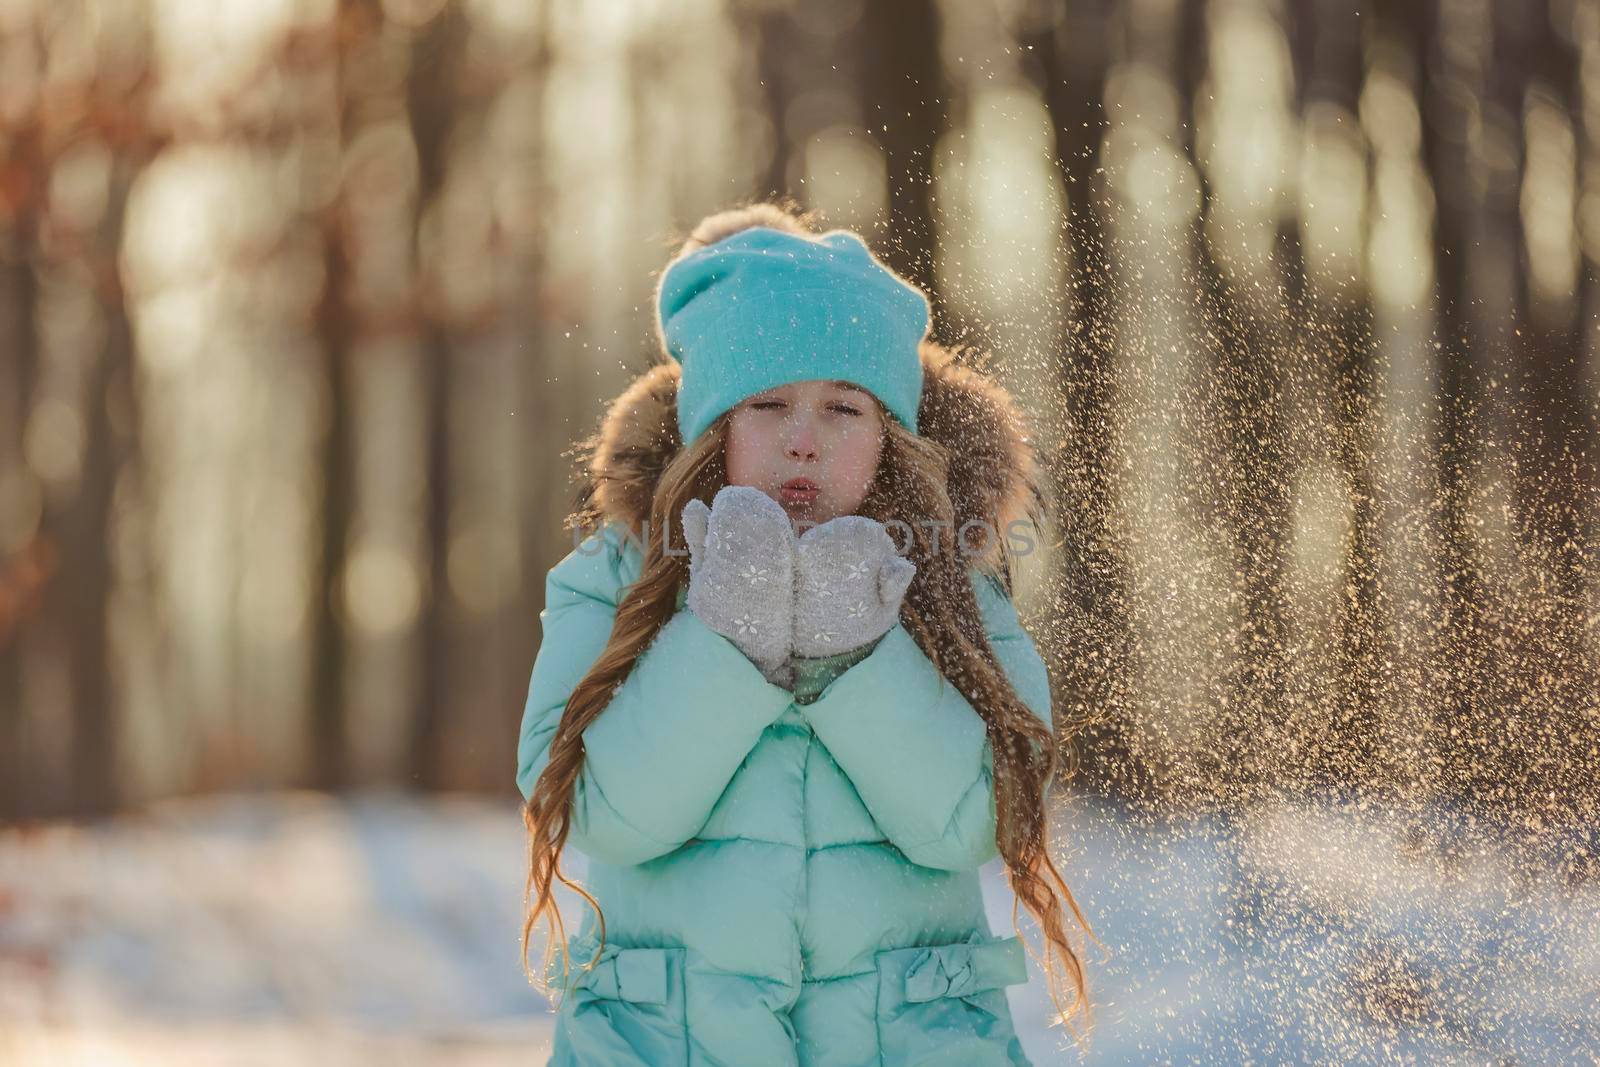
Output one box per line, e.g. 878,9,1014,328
792,515,916,658
680,486,798,687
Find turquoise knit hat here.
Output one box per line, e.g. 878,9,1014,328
657,226,931,445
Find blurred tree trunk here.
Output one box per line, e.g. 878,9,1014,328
858,0,949,336
750,2,798,199
0,130,43,819
1178,0,1296,802
1507,1,1598,820
406,4,468,792
1411,0,1539,816
3,33,156,817
1575,3,1600,760
308,215,352,793
1299,0,1387,790
307,1,387,792
1478,0,1536,814
1575,28,1600,821
1017,2,1144,799
57,185,135,817
25,176,141,818
514,9,563,799
1405,0,1488,808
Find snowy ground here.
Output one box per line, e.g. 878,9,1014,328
2,790,1596,1065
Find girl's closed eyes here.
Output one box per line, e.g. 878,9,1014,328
748,398,864,416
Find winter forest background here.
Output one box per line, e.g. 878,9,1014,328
3,0,1599,1062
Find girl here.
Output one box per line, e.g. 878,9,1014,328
516,201,1091,1065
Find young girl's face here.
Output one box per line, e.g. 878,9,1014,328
725,378,885,524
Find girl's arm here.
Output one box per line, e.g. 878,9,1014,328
515,527,796,866
796,569,1054,872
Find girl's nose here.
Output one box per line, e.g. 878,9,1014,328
785,420,818,461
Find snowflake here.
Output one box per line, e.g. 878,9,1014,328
811,628,838,644
845,560,871,582
846,599,870,620
740,562,770,585
732,613,760,637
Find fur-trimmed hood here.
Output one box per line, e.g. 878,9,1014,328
576,339,1047,576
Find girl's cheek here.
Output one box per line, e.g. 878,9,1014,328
723,420,766,485
834,447,879,511
847,433,883,487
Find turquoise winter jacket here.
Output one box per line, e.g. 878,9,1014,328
515,519,1054,1066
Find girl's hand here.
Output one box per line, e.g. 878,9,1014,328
792,515,916,658
680,485,798,686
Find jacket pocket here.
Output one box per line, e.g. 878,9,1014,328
874,933,1031,1067
548,932,689,1066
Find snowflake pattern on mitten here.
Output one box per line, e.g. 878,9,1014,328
793,514,916,659
681,485,798,684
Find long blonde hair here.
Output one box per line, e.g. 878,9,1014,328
521,198,1095,1040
